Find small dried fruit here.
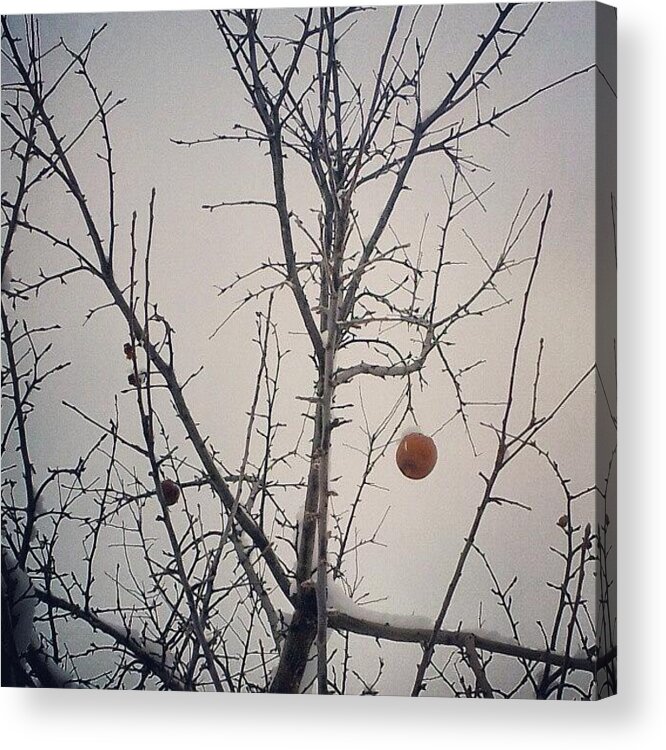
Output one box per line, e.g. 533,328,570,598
161,479,180,507
124,342,135,360
127,370,147,387
557,515,568,529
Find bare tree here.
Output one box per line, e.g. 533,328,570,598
1,5,616,698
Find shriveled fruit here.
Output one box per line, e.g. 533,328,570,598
127,370,146,387
161,479,180,507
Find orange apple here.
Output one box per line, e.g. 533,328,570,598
396,432,438,480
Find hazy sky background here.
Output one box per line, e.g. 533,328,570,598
2,3,615,695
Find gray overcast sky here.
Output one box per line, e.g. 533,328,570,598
2,3,614,695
